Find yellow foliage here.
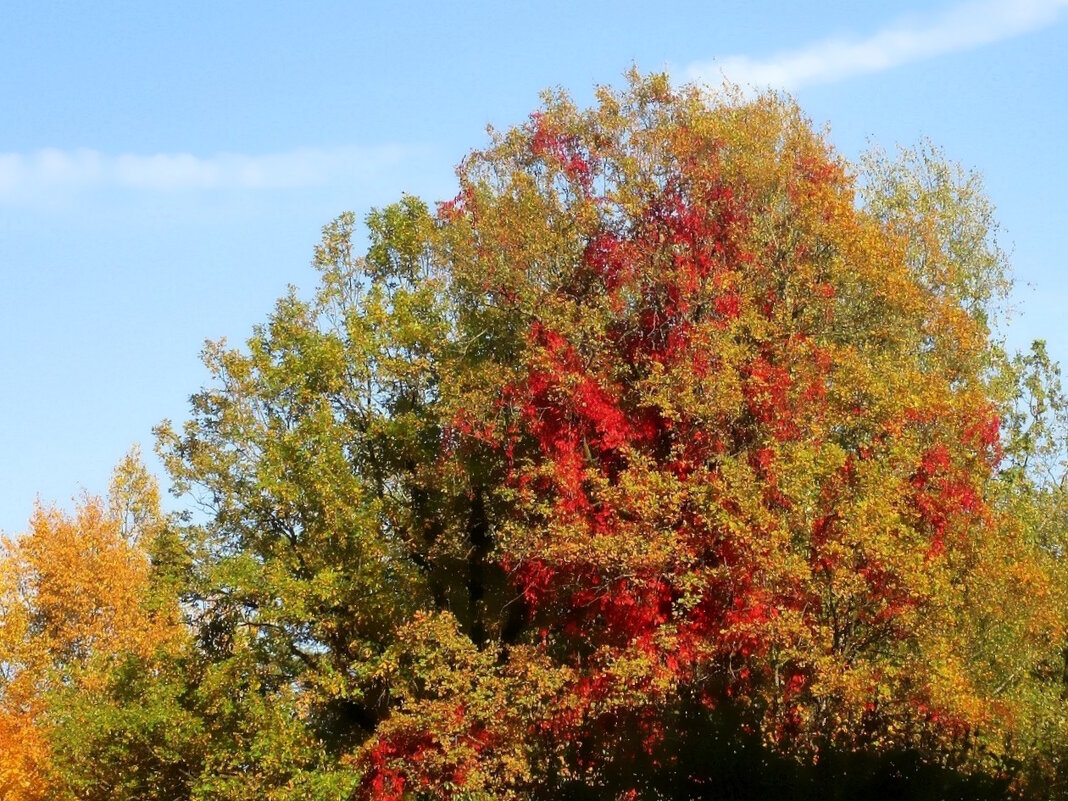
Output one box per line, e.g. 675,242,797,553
0,450,180,798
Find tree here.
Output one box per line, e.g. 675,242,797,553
146,73,1068,799
0,450,194,801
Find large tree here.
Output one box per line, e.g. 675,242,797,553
29,73,1061,799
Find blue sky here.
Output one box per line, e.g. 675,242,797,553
2,0,1066,535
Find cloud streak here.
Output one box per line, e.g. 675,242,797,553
0,144,414,203
684,0,1068,91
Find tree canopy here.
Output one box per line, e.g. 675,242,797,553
5,73,1068,800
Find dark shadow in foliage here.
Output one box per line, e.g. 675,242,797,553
541,695,1014,801
308,696,381,757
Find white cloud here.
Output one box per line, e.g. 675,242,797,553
0,144,413,203
684,0,1068,91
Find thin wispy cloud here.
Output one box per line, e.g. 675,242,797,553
0,144,414,204
685,0,1068,91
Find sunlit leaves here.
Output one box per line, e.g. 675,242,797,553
0,451,183,800
15,73,1068,800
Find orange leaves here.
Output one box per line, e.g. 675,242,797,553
0,453,180,801
20,502,147,660
6,496,174,677
0,705,50,801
